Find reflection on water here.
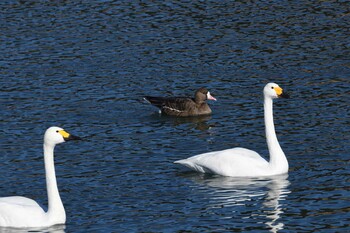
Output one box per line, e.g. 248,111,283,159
263,177,290,233
189,174,290,233
148,113,214,131
169,115,213,131
0,224,65,233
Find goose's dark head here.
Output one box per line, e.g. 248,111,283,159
195,87,217,103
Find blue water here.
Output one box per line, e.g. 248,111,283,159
1,1,349,232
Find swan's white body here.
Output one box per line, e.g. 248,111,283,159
175,83,289,177
0,127,80,228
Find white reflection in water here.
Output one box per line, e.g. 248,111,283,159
0,224,65,233
190,174,290,233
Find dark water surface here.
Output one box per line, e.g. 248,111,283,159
1,1,349,232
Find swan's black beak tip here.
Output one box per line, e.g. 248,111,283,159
64,134,81,141
279,92,290,99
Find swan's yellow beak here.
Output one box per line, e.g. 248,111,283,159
275,86,290,98
274,87,283,95
59,130,81,141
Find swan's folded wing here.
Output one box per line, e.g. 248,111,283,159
0,196,41,207
0,197,46,227
175,147,269,177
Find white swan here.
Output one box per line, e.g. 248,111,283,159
0,126,80,228
174,83,290,177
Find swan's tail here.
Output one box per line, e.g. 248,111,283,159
174,159,188,165
174,159,208,173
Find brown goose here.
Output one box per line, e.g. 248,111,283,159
144,87,217,117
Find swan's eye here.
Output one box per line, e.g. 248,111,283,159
271,86,274,89
56,130,59,133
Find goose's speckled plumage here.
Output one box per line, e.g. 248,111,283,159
144,87,216,117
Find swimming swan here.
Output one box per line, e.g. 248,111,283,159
0,127,80,228
174,83,290,177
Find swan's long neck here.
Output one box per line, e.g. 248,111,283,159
43,143,66,223
264,97,288,173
